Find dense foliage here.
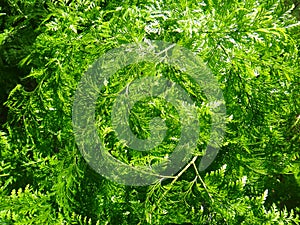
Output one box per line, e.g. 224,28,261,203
1,0,300,224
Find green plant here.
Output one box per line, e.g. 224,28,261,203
1,0,299,224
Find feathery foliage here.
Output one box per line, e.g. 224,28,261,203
1,0,300,224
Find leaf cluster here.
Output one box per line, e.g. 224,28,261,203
0,0,299,224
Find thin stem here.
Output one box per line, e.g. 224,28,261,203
192,161,214,202
149,156,198,214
